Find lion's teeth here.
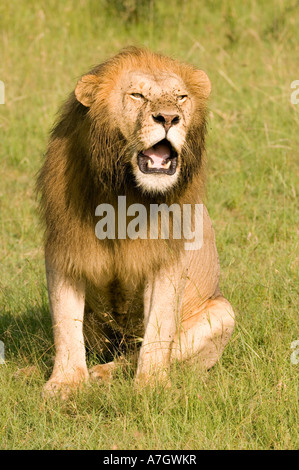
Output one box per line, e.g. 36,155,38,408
147,159,153,168
163,161,171,169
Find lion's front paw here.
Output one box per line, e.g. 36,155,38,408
43,366,89,399
43,380,73,400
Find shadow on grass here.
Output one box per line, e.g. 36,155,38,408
0,298,54,372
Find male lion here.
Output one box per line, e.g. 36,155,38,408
37,47,235,396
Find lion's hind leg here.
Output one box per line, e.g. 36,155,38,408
89,361,117,383
171,296,235,369
84,311,139,383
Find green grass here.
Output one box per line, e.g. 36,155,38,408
0,0,298,450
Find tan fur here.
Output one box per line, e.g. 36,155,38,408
37,47,235,397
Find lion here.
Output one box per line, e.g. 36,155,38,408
37,46,235,397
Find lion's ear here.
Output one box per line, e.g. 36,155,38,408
193,70,211,99
75,74,100,107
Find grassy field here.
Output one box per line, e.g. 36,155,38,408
0,0,298,450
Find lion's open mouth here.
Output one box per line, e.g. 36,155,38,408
137,139,178,175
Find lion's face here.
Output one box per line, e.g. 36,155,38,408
75,48,211,195
111,71,193,194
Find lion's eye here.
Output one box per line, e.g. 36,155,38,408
178,95,188,103
130,93,144,100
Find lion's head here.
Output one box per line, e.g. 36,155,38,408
74,47,211,196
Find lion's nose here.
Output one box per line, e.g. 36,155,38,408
152,113,180,132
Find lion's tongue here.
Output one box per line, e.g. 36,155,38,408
143,142,171,168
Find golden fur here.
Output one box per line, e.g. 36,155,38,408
37,47,235,395
37,47,209,284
